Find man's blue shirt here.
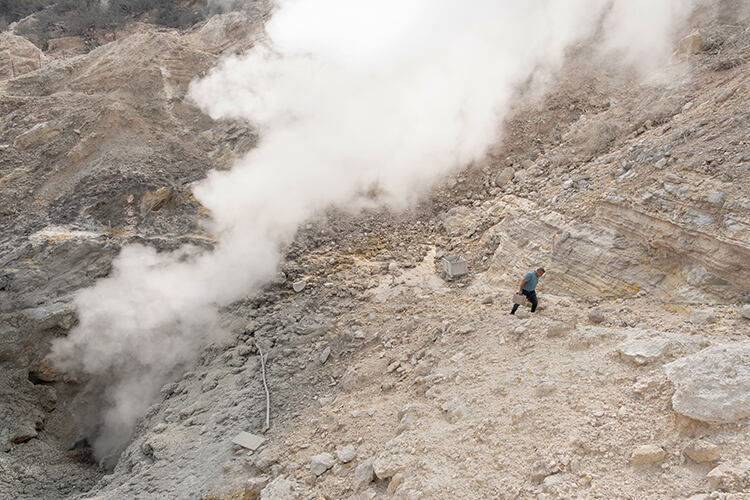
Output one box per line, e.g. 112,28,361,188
522,271,538,291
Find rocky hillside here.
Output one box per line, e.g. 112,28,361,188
1,3,750,500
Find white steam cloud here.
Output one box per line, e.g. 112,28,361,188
51,0,697,462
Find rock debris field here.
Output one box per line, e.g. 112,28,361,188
1,2,750,500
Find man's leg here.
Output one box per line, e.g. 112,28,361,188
528,291,538,312
510,303,519,315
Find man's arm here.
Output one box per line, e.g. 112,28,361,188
518,279,526,294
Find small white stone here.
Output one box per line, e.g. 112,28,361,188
310,453,336,476
292,280,306,292
337,444,356,463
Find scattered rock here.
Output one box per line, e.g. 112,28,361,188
316,346,331,364
340,367,366,392
665,344,750,423
373,454,407,480
495,167,515,187
630,444,666,465
683,440,721,464
707,460,750,492
741,305,750,320
260,476,297,500
684,494,711,500
705,191,725,207
447,403,468,424
530,461,554,483
310,453,336,476
254,449,279,472
543,473,564,489
30,358,58,383
292,280,306,292
245,476,270,499
690,310,716,324
14,121,61,151
715,88,735,104
535,379,556,397
443,207,474,237
386,472,406,495
456,324,474,335
336,444,356,463
676,29,702,56
588,308,605,324
353,458,375,491
396,403,421,433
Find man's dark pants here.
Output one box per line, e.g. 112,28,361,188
510,289,538,314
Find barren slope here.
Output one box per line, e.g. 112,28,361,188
1,5,749,500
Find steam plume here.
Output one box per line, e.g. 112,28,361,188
50,0,698,462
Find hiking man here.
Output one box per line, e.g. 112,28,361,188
510,267,545,314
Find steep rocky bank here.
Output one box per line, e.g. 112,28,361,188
1,3,749,499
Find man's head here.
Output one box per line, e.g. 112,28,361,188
535,267,546,277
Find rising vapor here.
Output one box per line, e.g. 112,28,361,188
50,0,697,462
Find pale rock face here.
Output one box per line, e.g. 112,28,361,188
616,329,706,365
665,344,750,423
483,200,750,304
630,444,666,465
0,33,45,81
741,304,750,320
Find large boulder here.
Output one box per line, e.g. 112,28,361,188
0,33,44,81
616,329,707,365
665,344,750,423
